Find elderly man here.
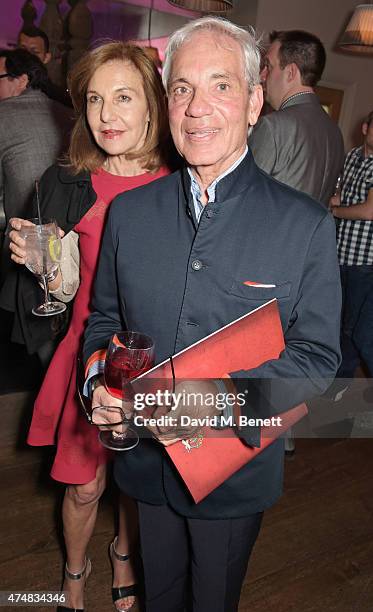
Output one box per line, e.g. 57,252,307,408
250,30,344,206
84,17,341,612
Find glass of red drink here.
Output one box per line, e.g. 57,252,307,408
93,331,155,451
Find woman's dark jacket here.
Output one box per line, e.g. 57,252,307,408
0,164,96,353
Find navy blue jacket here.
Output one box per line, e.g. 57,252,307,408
83,151,341,518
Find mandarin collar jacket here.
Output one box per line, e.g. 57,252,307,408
83,150,342,518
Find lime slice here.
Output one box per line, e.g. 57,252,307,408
48,235,61,262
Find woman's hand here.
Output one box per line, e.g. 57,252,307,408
8,218,65,275
8,218,33,265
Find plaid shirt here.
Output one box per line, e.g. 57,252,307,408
337,146,373,265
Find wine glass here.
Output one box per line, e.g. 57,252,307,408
21,218,66,317
92,331,155,451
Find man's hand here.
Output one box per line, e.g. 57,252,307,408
148,380,220,446
328,194,341,210
92,383,134,435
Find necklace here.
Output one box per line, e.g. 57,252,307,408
280,91,315,110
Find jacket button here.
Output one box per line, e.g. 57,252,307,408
205,210,213,218
191,259,202,271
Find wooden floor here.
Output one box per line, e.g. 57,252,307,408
1,390,373,612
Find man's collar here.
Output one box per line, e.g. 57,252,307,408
280,91,317,110
181,147,258,206
187,146,248,204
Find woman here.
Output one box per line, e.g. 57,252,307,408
9,42,171,612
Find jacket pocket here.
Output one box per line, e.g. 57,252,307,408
229,280,291,301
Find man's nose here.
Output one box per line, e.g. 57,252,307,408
186,89,213,117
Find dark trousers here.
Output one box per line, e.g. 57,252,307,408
337,265,373,378
354,284,373,377
138,501,263,612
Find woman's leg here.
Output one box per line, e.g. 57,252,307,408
62,464,107,609
111,493,139,611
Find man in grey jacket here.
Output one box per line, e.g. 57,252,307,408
250,30,344,206
0,49,72,284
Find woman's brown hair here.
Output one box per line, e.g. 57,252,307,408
66,42,169,174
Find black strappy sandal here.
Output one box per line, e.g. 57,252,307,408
57,557,91,612
110,537,138,611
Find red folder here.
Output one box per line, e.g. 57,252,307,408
134,299,307,502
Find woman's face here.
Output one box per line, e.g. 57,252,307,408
86,59,150,158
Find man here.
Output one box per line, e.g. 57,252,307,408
250,30,344,206
18,26,51,64
84,17,341,611
0,47,71,345
17,26,72,107
329,110,373,390
0,48,71,226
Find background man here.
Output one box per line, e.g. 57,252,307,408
0,48,71,291
250,30,344,206
0,49,71,226
17,26,71,107
84,17,341,611
18,26,51,65
329,110,373,392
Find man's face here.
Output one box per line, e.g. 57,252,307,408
363,119,373,155
0,57,23,100
261,40,289,110
18,33,50,64
168,31,262,179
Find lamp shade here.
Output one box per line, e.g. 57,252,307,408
339,4,373,53
167,0,233,13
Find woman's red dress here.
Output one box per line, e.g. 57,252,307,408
27,167,169,484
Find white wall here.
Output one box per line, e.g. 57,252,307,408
252,0,373,150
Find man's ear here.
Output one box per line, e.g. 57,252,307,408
286,62,300,84
248,85,264,127
43,51,52,64
362,122,368,137
15,73,29,95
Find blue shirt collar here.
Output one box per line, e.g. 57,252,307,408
188,146,248,223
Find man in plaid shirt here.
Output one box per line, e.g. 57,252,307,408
330,110,373,387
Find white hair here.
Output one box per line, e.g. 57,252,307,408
162,16,261,92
